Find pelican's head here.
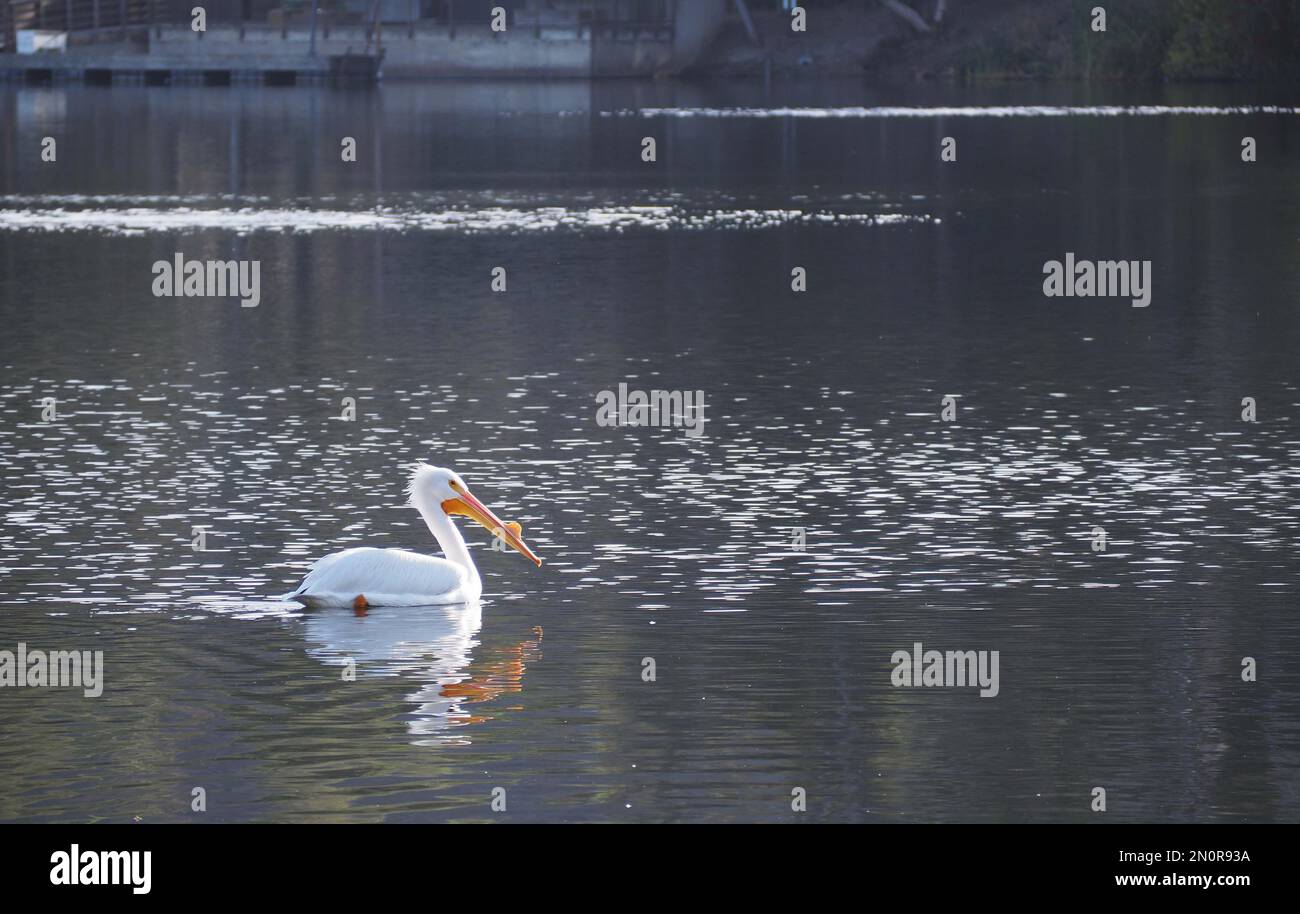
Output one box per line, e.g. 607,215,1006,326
408,463,542,567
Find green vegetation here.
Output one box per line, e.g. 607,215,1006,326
1072,0,1300,80
856,0,1300,83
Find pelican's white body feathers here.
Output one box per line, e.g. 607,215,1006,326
285,547,479,608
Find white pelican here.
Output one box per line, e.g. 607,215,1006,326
283,463,541,609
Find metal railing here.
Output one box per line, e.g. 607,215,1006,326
3,0,156,50
2,0,677,54
0,0,370,53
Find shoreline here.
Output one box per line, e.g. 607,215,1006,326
690,0,1300,85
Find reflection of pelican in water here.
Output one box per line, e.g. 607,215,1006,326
301,602,543,743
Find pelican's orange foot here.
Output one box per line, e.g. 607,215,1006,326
352,594,369,615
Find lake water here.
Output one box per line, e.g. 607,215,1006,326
1,80,1298,822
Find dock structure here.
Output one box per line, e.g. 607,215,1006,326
0,0,728,84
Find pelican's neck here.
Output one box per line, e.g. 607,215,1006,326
412,493,479,587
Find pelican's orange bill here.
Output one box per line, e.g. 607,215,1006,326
442,488,542,567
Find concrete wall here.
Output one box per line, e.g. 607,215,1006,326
382,29,591,78
672,0,727,72
149,25,591,78
591,31,672,77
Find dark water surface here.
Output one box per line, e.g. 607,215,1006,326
1,80,1298,822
